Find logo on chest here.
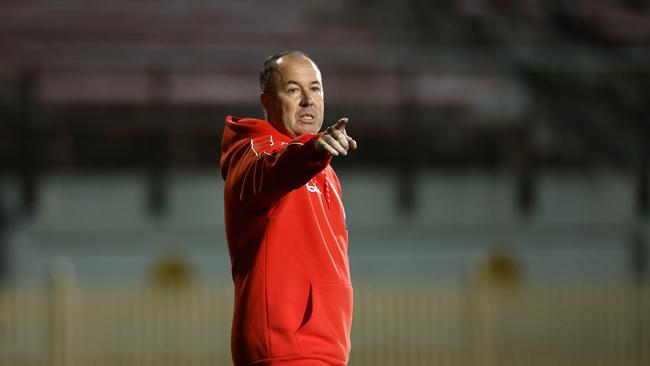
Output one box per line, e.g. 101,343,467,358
306,180,322,194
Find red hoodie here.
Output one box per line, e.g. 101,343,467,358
220,116,353,366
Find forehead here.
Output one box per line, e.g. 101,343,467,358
274,56,322,85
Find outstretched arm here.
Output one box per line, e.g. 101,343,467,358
227,118,357,209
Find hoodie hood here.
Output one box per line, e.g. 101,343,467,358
221,116,278,180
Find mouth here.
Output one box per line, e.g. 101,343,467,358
298,113,316,122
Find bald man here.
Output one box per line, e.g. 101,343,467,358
220,51,356,365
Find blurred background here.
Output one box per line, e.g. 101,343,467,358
0,0,649,365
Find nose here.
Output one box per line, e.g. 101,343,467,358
299,89,313,107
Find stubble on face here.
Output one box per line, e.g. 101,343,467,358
264,55,325,137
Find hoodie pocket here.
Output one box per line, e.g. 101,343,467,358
295,283,353,360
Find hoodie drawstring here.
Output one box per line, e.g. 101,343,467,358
323,171,331,209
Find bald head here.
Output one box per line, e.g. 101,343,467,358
259,50,316,93
259,51,325,137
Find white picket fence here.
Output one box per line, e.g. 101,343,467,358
1,278,648,366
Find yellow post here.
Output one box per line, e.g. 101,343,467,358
49,257,76,366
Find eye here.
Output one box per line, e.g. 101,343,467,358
311,86,321,92
286,88,299,95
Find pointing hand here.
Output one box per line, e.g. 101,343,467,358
315,118,358,156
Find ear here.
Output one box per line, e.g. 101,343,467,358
260,91,270,110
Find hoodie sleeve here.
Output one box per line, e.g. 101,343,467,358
225,133,331,208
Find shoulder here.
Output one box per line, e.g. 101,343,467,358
249,135,288,156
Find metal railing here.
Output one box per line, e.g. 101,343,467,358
1,276,648,366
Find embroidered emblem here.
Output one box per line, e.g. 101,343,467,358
306,179,321,194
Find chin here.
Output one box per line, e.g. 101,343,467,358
294,125,320,136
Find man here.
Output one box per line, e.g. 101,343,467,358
220,51,357,366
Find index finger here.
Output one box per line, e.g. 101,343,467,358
332,117,348,131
